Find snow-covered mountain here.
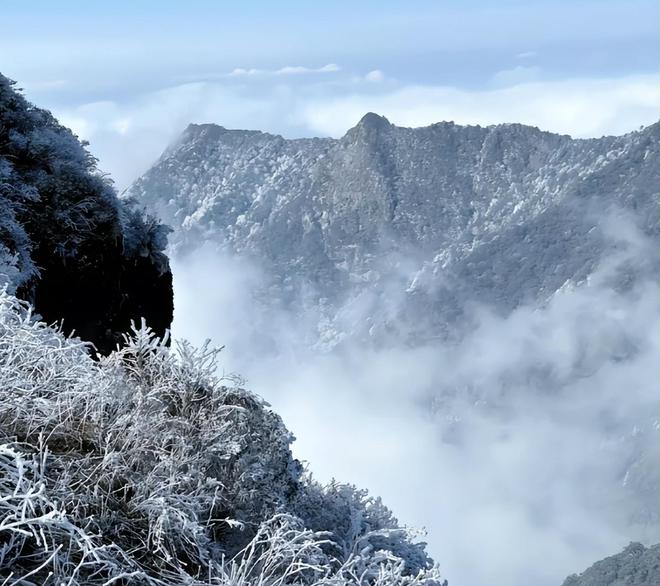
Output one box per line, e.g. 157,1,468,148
127,114,660,346
129,114,660,585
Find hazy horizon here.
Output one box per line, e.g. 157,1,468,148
3,0,658,188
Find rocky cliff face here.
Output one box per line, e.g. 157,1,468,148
128,114,660,346
0,74,173,353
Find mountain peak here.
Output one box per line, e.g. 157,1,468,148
182,123,227,140
355,112,392,130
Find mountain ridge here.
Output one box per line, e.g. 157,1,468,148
178,112,658,143
128,113,660,347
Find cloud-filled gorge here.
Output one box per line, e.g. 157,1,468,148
3,3,660,583
172,213,660,586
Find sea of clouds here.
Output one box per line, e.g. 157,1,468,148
171,214,660,586
43,70,660,190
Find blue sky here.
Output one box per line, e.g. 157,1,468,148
4,0,658,92
1,0,658,186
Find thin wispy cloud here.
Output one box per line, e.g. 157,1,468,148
490,65,542,86
364,69,386,83
229,63,341,77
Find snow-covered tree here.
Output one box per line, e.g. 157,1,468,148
0,73,173,353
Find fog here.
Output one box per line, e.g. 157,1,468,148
45,70,660,190
171,217,660,586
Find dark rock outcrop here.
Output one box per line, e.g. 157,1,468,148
0,74,173,353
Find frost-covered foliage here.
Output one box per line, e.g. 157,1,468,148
0,72,167,275
562,542,660,586
119,198,172,274
0,73,173,352
0,74,117,289
0,291,445,585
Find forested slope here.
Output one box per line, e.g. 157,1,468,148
0,74,173,353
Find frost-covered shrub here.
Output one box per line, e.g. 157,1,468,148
119,198,172,273
0,124,38,292
294,482,434,577
0,291,445,585
0,73,173,353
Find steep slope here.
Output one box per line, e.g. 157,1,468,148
562,542,660,586
0,74,173,353
127,115,660,345
0,291,444,585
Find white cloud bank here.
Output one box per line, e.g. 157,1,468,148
49,71,660,189
171,217,660,586
298,73,660,138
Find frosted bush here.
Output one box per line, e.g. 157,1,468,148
0,291,445,585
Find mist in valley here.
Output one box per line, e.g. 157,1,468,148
2,2,660,584
171,211,660,586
